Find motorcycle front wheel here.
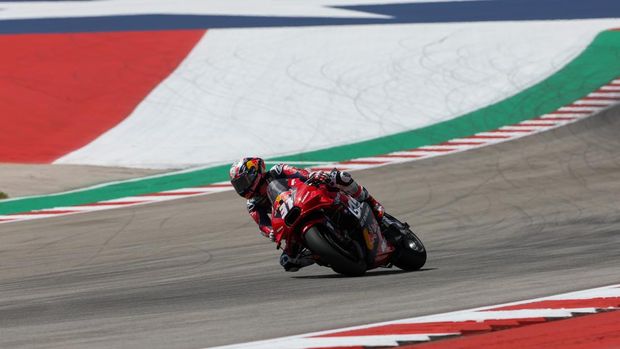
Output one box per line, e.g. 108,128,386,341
392,229,427,271
305,225,367,277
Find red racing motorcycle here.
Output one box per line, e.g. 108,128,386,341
268,176,426,276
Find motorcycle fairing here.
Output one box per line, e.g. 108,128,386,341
350,199,393,267
269,177,394,268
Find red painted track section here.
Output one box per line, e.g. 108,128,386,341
489,297,620,311
315,319,548,337
0,30,205,163
401,311,620,349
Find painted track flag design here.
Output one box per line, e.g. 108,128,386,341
1,77,619,225
0,30,205,163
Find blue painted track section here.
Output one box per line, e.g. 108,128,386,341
0,0,619,34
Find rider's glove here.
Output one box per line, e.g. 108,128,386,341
308,171,334,186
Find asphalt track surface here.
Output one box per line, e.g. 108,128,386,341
0,164,161,198
1,107,620,349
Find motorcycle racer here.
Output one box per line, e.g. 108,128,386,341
229,157,385,272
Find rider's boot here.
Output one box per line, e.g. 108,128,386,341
366,195,397,243
365,194,385,223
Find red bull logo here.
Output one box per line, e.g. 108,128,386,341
362,227,375,250
245,159,257,171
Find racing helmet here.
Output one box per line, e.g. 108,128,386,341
229,157,266,198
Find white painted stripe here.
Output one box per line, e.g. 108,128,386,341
134,194,204,200
362,156,410,161
429,143,480,149
414,148,466,153
254,334,454,349
600,85,620,91
475,132,527,137
208,284,620,349
0,0,397,21
544,287,620,300
573,99,615,105
100,196,170,203
398,308,596,324
454,138,501,143
613,79,620,84
499,126,545,131
48,205,130,212
516,120,559,125
331,163,378,170
403,151,454,156
30,209,79,213
371,154,425,160
383,151,428,157
344,157,399,163
0,215,20,219
558,106,602,112
587,92,620,98
201,186,235,193
0,214,60,219
202,181,234,187
159,188,214,194
264,161,332,165
539,113,585,119
444,138,493,144
417,146,459,151
511,123,552,127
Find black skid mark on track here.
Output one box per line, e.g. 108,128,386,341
76,210,137,268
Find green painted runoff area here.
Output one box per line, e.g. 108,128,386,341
2,30,620,215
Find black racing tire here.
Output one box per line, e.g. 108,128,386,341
304,226,366,277
392,230,427,271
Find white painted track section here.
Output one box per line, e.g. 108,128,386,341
56,19,620,169
0,0,471,20
209,284,620,349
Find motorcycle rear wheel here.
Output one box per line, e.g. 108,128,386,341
305,226,367,277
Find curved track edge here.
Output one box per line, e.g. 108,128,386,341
3,29,620,216
210,284,620,349
1,75,619,224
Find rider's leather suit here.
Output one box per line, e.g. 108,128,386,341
246,164,383,271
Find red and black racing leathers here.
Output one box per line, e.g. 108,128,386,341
246,164,384,240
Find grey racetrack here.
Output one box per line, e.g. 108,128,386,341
1,106,619,348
